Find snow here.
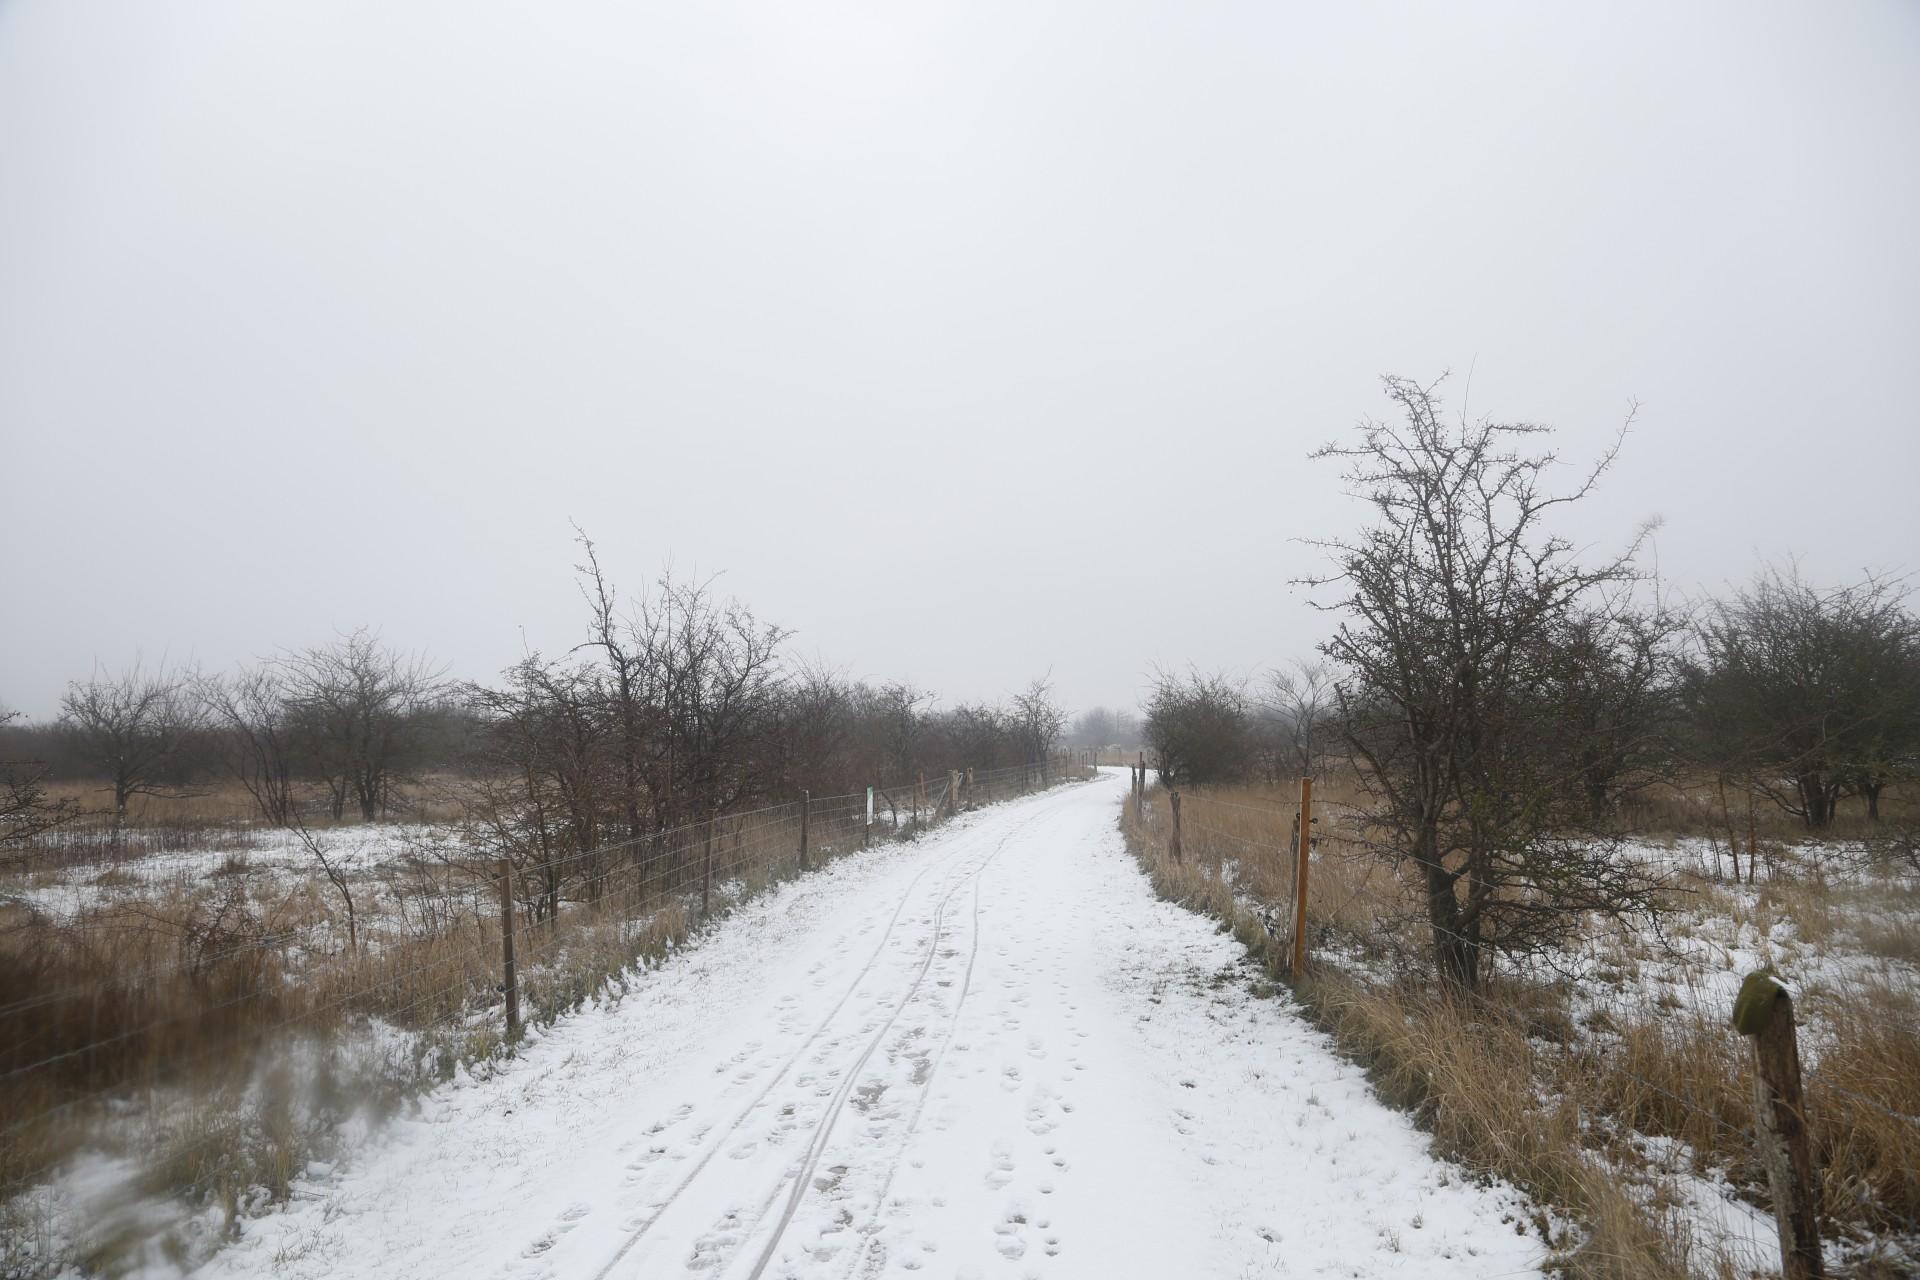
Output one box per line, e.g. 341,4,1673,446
5,825,447,925
192,772,1545,1280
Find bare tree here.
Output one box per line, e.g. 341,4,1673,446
58,662,206,824
873,682,934,787
949,701,1013,770
1,711,80,865
632,571,788,825
1555,600,1685,821
1262,658,1336,781
1308,375,1662,989
281,630,445,821
1143,668,1250,787
200,664,305,826
1010,676,1067,779
573,528,650,839
1685,565,1919,826
774,662,854,794
464,655,618,915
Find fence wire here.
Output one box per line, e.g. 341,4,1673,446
0,756,1095,1245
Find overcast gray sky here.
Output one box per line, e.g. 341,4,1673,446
3,1,1917,720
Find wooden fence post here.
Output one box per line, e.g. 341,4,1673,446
498,858,521,1042
1291,777,1313,976
966,767,974,808
1169,790,1182,863
864,786,873,848
1732,972,1823,1279
799,790,811,872
701,815,715,917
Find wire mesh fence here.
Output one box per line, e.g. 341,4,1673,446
0,755,1096,1270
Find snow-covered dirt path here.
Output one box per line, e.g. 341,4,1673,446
203,772,1545,1280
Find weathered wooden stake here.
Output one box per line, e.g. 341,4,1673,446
799,790,811,872
966,767,974,808
1291,777,1313,975
1732,971,1823,1280
1168,790,1183,864
498,858,521,1042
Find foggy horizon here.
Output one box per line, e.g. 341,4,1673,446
5,1,1918,720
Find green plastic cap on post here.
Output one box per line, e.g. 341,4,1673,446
1731,969,1787,1037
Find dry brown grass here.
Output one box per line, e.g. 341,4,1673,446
39,774,471,834
1623,774,1919,847
1121,778,1920,1277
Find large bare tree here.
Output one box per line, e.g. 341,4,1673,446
1309,375,1663,989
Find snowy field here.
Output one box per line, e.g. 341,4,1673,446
195,772,1545,1280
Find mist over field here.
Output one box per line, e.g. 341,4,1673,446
3,1,1916,718
3,5,1918,1279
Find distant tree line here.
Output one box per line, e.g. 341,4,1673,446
0,535,1070,862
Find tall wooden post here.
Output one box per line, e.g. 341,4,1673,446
1732,972,1823,1280
498,858,521,1042
701,815,715,917
864,786,873,848
1169,790,1183,864
1291,777,1313,976
1719,776,1742,883
799,790,811,872
966,767,974,808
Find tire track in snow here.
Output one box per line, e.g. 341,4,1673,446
841,798,1034,1280
591,801,1049,1280
742,808,1032,1280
